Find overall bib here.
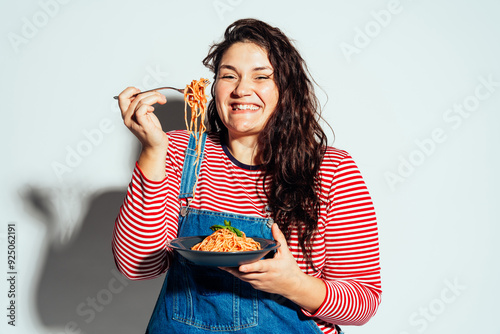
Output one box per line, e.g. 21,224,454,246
145,133,323,333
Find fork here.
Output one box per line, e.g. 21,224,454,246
113,79,210,100
113,86,184,100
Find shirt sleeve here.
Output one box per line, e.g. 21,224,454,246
111,132,187,280
303,152,382,326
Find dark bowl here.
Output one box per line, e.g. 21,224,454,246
167,236,280,267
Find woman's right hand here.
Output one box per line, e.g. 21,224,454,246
117,87,169,152
117,87,170,181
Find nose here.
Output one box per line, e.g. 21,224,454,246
232,77,252,97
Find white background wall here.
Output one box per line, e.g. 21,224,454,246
1,0,499,333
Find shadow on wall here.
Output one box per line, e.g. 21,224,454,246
23,99,187,333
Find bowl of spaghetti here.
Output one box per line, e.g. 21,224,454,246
167,234,280,267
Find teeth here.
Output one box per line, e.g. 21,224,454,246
233,104,259,110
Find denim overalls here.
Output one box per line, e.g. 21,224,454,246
145,133,323,333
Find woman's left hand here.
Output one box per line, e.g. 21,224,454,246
220,224,305,298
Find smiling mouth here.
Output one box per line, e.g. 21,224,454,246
231,104,260,111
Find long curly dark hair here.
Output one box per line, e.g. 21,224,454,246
202,18,328,269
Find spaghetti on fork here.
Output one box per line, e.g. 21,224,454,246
183,78,210,200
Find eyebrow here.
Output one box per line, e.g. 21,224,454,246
219,64,273,72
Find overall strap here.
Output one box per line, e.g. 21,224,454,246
178,132,207,200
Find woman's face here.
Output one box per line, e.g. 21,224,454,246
215,42,279,140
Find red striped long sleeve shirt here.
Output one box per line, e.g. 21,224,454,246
112,130,382,333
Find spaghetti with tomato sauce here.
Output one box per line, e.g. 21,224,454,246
183,78,209,202
191,228,262,252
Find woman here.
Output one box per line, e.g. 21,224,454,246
113,18,381,333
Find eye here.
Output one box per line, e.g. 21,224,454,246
220,74,236,79
255,72,273,80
